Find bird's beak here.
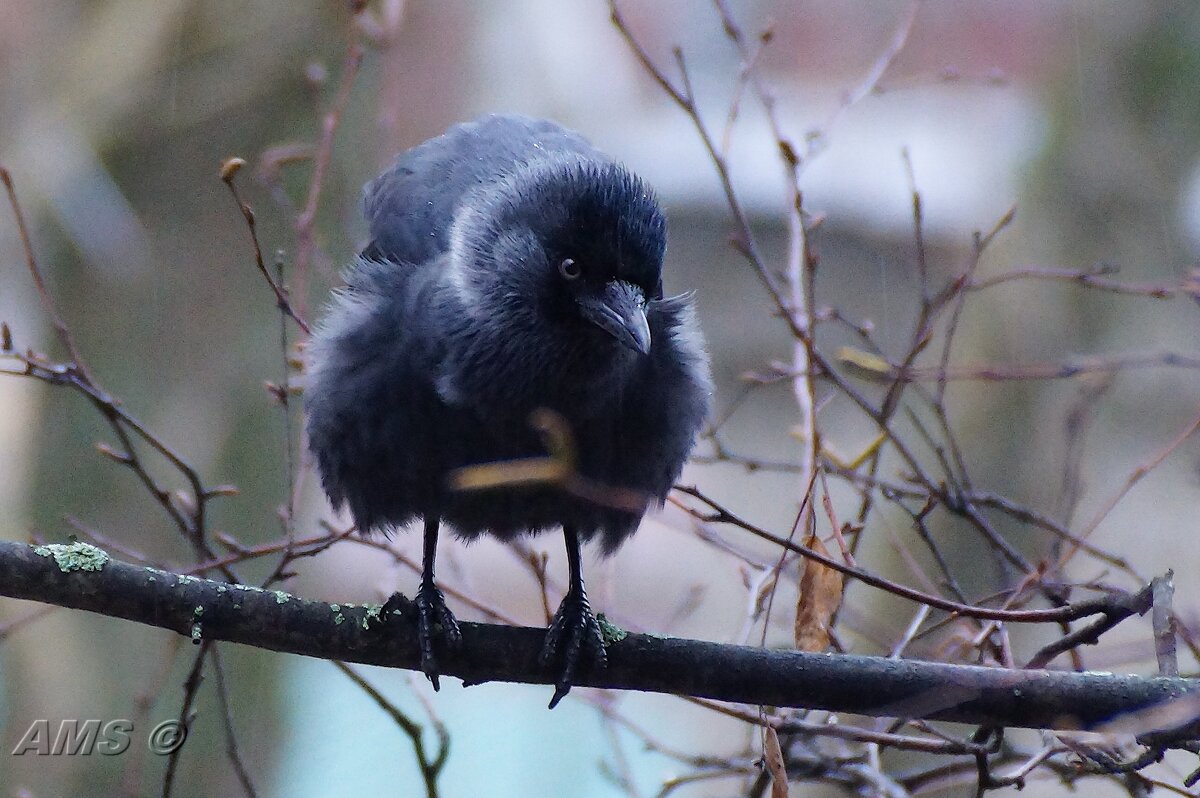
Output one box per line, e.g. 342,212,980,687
579,280,651,355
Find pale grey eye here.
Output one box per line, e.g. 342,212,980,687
558,258,582,280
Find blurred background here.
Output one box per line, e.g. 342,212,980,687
2,1,1200,796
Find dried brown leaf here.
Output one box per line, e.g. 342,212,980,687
764,726,788,798
795,531,844,652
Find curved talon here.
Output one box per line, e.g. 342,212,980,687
415,580,461,691
541,589,607,708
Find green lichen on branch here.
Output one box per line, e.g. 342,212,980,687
361,604,383,630
597,613,628,646
32,542,110,573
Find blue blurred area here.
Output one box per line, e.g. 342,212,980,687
273,660,620,797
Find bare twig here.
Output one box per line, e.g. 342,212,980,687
0,166,94,382
332,662,447,798
809,1,920,154
291,18,366,320
673,485,1145,625
219,158,310,334
1062,406,1200,568
210,646,258,797
968,264,1198,299
161,642,210,798
2,350,236,580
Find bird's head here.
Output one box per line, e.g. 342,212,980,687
448,157,666,356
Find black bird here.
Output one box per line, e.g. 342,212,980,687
305,114,711,707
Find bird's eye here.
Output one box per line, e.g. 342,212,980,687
558,258,582,280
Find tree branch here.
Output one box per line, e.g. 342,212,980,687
2,540,1197,737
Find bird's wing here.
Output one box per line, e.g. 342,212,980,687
361,114,604,266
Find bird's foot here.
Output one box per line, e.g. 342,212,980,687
540,590,608,709
406,581,461,691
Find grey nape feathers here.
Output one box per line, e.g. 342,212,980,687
305,114,712,707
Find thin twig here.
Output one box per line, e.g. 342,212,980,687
161,642,210,798
968,265,1196,299
210,646,258,797
332,662,447,798
219,159,310,334
292,22,366,321
1062,406,1200,568
809,0,920,154
673,485,1145,624
0,167,94,382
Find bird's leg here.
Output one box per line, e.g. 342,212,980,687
414,514,462,690
540,526,607,708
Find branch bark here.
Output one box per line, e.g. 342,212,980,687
2,540,1197,735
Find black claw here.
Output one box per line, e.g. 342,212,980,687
415,580,461,691
378,591,413,621
540,589,607,708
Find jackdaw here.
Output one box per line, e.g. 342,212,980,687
305,113,711,707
